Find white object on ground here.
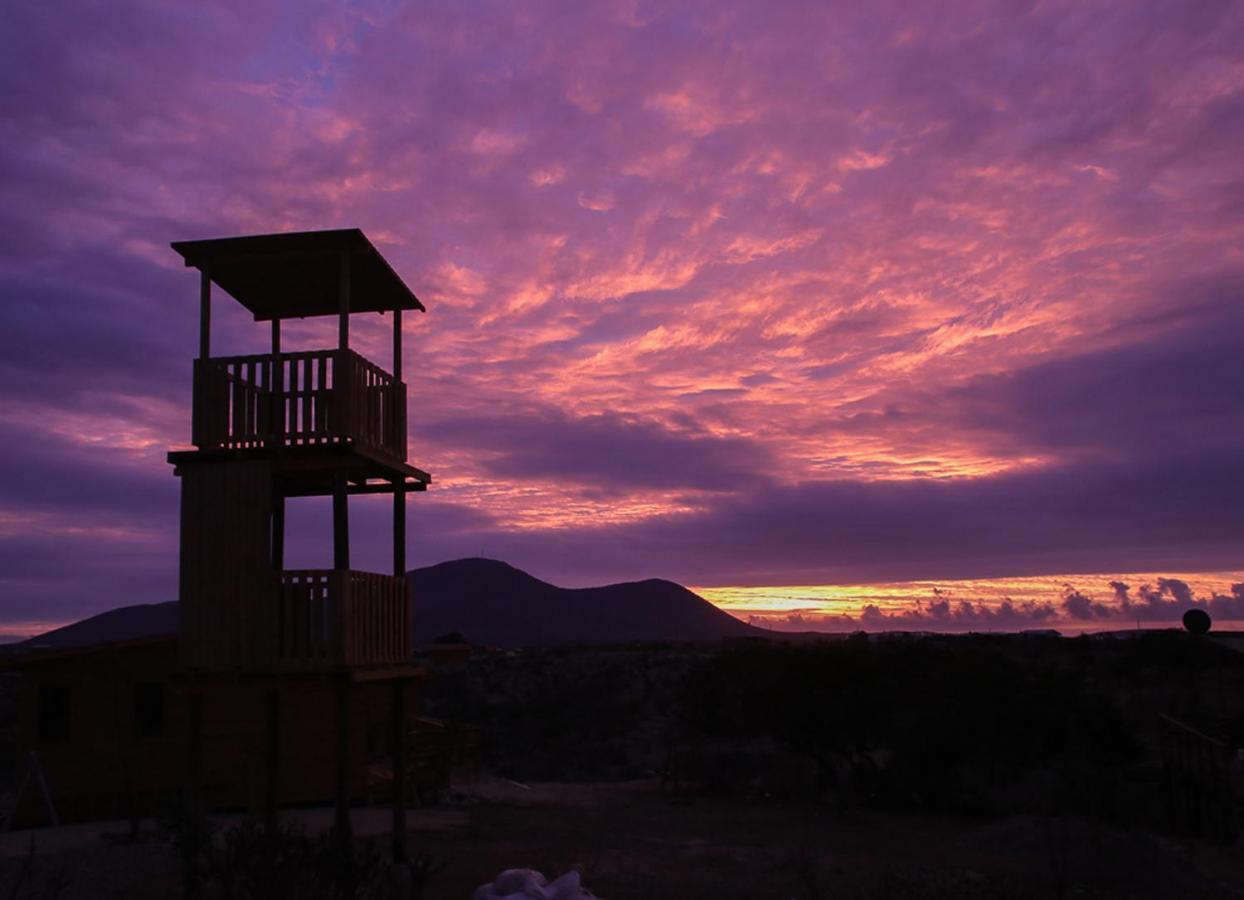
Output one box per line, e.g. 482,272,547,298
472,867,595,900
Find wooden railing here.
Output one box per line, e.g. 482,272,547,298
192,350,407,461
1160,714,1238,844
274,569,410,670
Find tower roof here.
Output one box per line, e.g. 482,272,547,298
170,228,424,320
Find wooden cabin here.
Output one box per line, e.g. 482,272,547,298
5,230,433,860
3,637,425,827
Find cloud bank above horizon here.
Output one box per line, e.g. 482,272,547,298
701,572,1244,633
1,1,1242,626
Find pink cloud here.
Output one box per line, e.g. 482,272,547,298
1,1,1242,622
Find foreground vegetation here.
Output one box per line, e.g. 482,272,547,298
425,631,1244,825
3,631,1243,897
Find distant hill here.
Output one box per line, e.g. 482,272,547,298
410,558,763,646
9,602,178,652
11,559,760,652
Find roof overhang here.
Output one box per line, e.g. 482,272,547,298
170,228,425,320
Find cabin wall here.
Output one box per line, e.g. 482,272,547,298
178,460,278,670
9,645,408,827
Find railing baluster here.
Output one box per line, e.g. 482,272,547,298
256,357,268,446
232,364,240,447
226,364,236,445
301,357,312,444
316,354,328,440
246,361,256,444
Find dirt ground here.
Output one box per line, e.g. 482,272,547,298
413,777,1244,899
3,777,1244,899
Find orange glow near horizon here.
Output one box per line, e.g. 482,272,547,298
696,571,1244,633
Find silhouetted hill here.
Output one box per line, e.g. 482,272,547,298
410,558,761,646
9,602,178,651
10,559,758,652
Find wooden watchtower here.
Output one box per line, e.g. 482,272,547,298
167,229,430,863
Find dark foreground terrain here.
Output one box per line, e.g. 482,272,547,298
4,630,1244,898
1,778,1241,899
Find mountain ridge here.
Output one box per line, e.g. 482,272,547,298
410,557,761,646
8,558,760,651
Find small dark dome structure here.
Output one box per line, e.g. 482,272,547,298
1182,608,1211,636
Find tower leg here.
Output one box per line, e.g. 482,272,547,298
333,473,350,570
264,687,280,832
391,678,408,862
333,677,353,861
184,690,203,900
393,482,406,577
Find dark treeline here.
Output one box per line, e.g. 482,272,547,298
681,635,1140,817
425,632,1244,825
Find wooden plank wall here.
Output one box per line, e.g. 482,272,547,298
9,649,404,826
179,460,277,670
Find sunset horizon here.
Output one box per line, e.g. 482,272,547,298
3,558,1242,642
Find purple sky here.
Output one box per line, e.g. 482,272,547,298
1,1,1242,630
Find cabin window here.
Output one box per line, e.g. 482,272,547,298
37,684,71,743
133,682,165,737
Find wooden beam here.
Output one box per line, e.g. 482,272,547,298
333,472,349,570
184,690,203,900
393,307,407,462
393,481,406,577
390,678,407,862
271,493,285,569
280,480,426,499
198,268,211,360
271,321,284,441
333,675,353,863
393,308,402,383
338,252,350,351
264,688,280,832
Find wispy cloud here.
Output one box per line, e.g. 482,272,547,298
1,1,1242,622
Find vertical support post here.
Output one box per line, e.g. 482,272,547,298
193,268,211,446
391,678,408,862
184,689,204,900
272,493,285,570
337,254,351,447
271,319,284,444
393,307,405,459
338,252,350,352
334,675,354,890
393,482,406,578
264,688,280,832
333,472,350,571
392,308,402,381
198,268,211,360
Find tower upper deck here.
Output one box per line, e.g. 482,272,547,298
168,229,428,673
168,228,430,492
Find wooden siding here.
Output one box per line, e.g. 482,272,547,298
178,460,277,671
6,642,416,826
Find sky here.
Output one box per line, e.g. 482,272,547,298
1,0,1242,636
